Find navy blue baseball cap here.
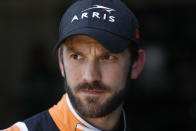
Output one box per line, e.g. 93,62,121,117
56,0,140,53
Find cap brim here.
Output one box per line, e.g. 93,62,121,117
57,28,130,53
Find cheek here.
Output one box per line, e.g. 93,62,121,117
64,61,82,87
101,63,129,90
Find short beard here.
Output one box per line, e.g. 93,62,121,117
66,81,128,118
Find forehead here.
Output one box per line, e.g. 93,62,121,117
64,35,109,52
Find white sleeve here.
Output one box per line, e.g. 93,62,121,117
14,122,29,131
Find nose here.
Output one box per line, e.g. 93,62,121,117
82,60,101,83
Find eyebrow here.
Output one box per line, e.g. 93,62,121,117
66,47,77,52
66,47,84,55
65,46,119,57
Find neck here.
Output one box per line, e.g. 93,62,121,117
81,104,123,131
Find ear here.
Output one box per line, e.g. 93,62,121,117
130,49,146,79
58,48,65,78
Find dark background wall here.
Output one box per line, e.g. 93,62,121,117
0,0,196,130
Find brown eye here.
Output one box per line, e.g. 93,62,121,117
71,54,83,60
103,55,115,61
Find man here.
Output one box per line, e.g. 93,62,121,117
2,0,145,130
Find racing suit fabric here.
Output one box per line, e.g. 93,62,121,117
2,94,129,131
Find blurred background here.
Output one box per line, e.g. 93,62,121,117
0,0,195,130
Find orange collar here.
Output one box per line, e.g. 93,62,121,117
49,94,101,131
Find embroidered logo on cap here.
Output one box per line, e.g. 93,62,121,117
81,5,115,14
71,5,116,23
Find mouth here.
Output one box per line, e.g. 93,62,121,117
80,89,105,96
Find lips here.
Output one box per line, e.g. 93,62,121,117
84,90,104,93
81,90,105,96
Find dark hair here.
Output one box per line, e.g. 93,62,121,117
129,42,139,64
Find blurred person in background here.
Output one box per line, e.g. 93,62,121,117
2,0,145,130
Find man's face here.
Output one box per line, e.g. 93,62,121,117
61,35,131,118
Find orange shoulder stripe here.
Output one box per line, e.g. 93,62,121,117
2,125,20,131
49,94,86,131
